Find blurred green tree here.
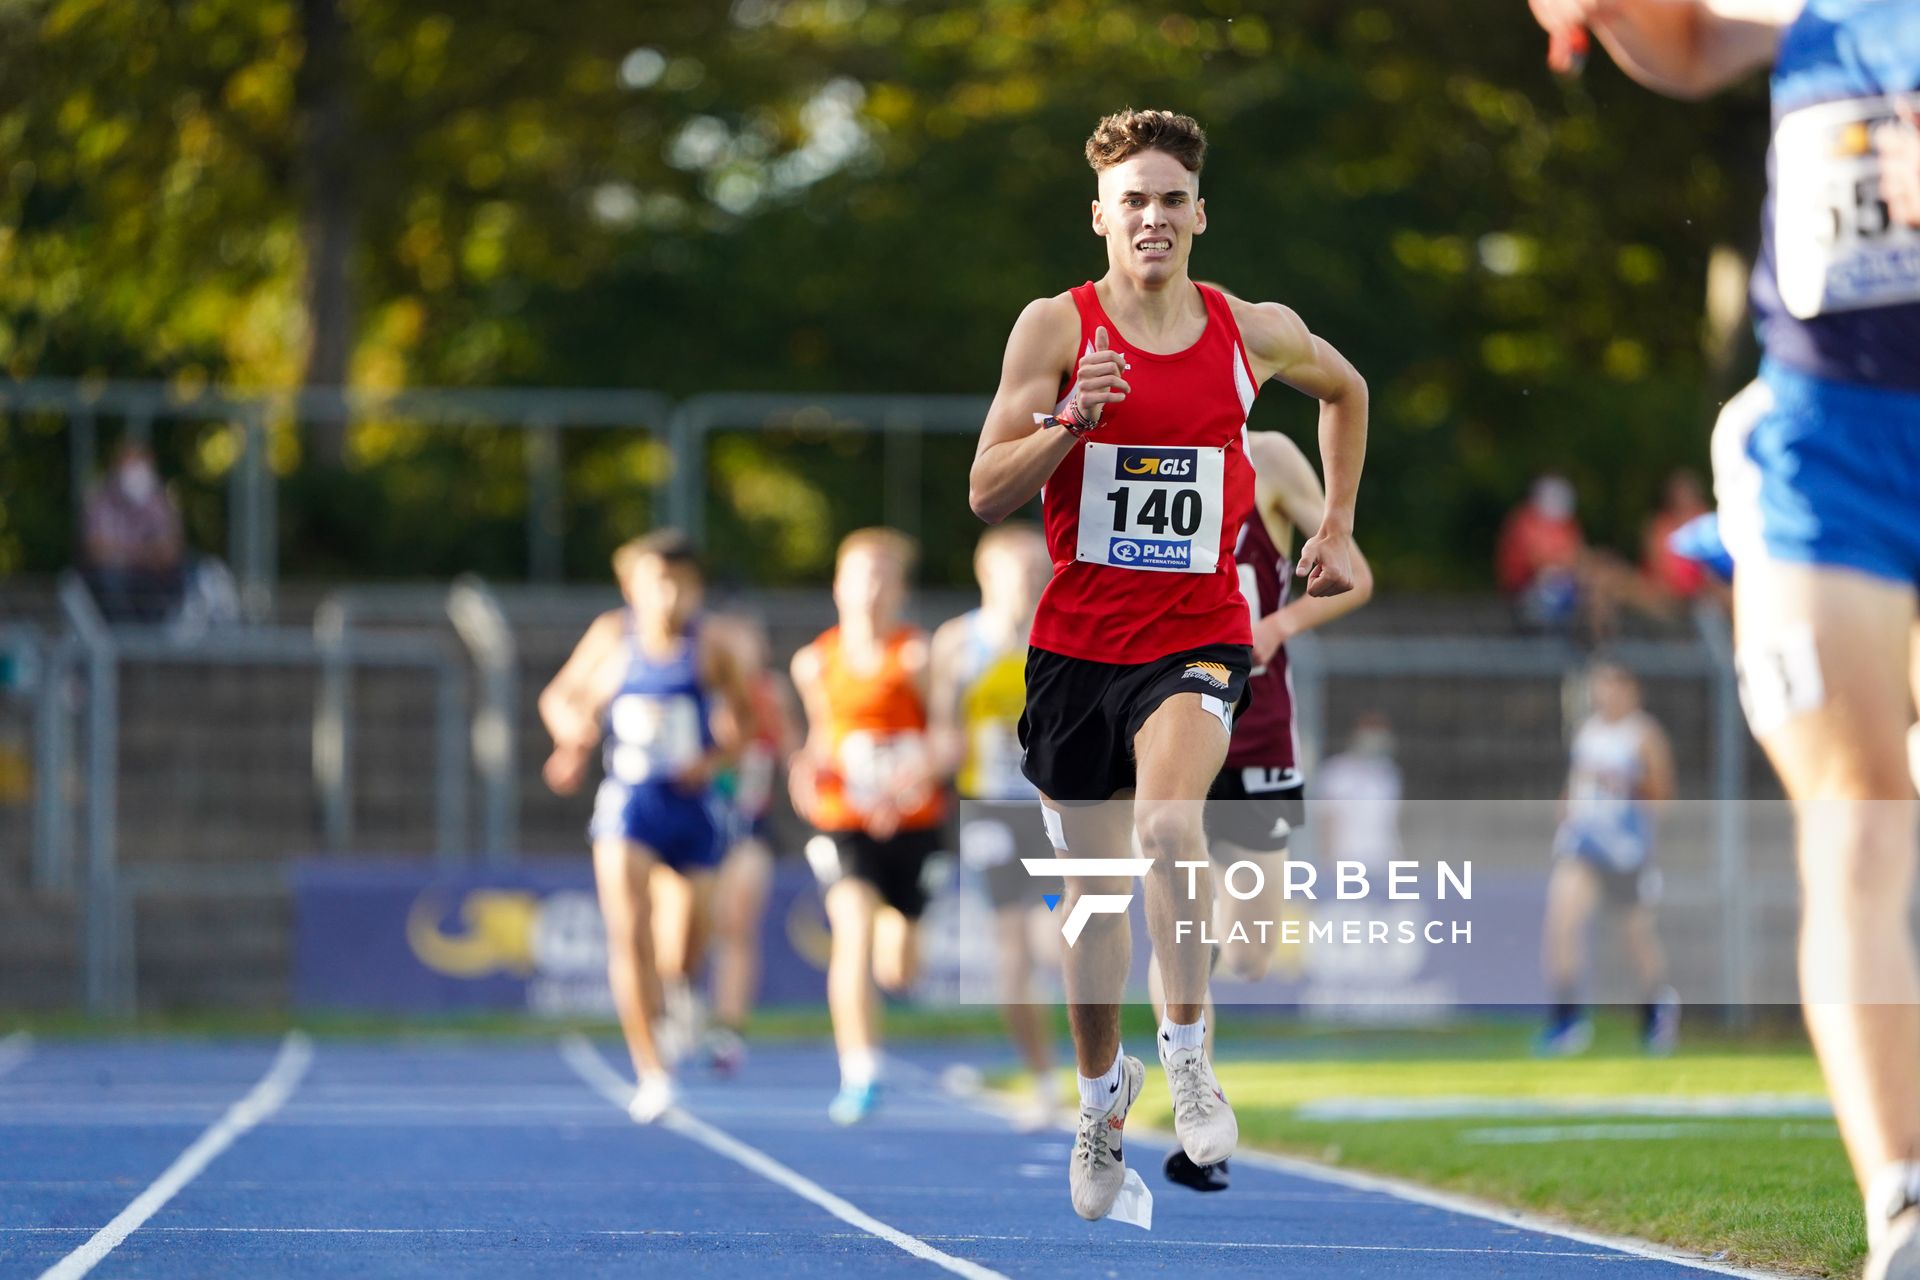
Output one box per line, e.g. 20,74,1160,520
0,0,1768,588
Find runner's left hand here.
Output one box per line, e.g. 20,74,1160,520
1296,526,1357,598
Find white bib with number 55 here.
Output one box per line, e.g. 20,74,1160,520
1075,442,1225,574
1775,95,1920,319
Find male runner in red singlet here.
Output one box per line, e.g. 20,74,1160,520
968,109,1369,1221
1160,426,1376,1195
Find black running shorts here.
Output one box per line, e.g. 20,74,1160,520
805,826,943,920
1019,643,1251,803
1205,767,1306,854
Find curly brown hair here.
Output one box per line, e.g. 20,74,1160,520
1084,108,1207,175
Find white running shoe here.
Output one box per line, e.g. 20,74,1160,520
1868,1164,1920,1280
1868,1209,1920,1280
628,1073,677,1124
1159,1040,1237,1166
1069,1055,1143,1221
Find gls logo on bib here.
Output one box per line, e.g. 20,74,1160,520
1116,447,1197,481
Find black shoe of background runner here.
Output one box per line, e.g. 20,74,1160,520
1163,1149,1230,1192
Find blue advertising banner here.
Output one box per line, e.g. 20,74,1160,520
293,858,831,1013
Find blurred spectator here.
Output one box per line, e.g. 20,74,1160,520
1315,711,1403,877
1495,474,1586,632
1641,469,1728,612
83,441,186,623
1495,473,1670,640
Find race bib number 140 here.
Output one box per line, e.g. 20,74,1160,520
1076,442,1224,573
1775,95,1920,319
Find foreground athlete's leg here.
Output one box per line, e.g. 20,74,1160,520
1133,692,1237,1166
592,837,673,1119
1738,561,1919,1198
1048,796,1144,1220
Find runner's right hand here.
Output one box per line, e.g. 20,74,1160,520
1071,326,1130,424
543,744,590,796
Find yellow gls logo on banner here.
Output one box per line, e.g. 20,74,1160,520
407,890,540,977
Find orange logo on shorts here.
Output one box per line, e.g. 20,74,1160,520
1182,662,1230,689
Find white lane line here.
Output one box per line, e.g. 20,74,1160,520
559,1035,1007,1280
1296,1094,1832,1122
0,1224,1660,1256
928,1067,1790,1278
36,1032,314,1280
1220,1144,1791,1279
1461,1121,1837,1146
0,1031,32,1080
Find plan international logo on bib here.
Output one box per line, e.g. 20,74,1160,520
1108,537,1192,569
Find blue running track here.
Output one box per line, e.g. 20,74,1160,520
0,1034,1776,1278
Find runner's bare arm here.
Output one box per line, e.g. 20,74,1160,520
1231,298,1367,597
925,617,970,781
539,610,622,749
692,626,753,784
1527,0,1792,99
969,295,1121,524
1247,432,1374,660
1640,721,1678,807
787,643,832,817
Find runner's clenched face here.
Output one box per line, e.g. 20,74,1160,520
976,536,1050,624
624,552,702,633
834,545,905,627
1092,149,1206,286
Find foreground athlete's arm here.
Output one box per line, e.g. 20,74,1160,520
538,610,623,794
1527,0,1794,99
969,295,1127,524
1230,298,1367,597
1246,431,1375,666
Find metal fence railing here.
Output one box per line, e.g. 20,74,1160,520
45,572,469,1014
0,566,1786,1017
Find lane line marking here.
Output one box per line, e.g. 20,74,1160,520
0,1031,31,1080
0,1224,1671,1256
1296,1094,1832,1122
1217,1140,1790,1279
1460,1121,1837,1146
924,1060,1790,1278
36,1032,314,1280
559,1034,1008,1280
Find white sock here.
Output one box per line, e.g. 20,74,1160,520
1159,1013,1206,1052
1076,1048,1124,1110
840,1048,878,1089
1868,1160,1920,1247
